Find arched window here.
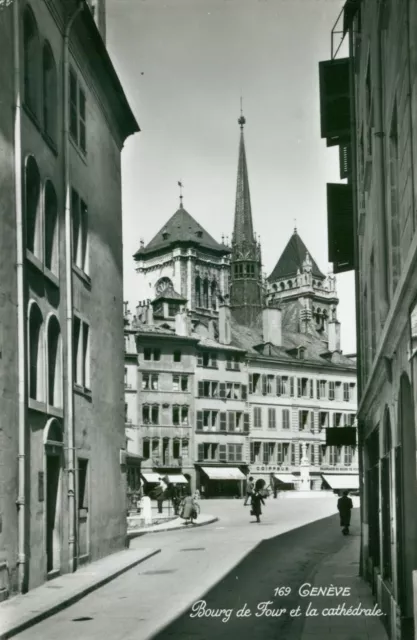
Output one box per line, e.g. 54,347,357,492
23,6,39,114
211,280,217,310
203,278,209,308
28,302,44,401
47,315,62,407
25,156,41,257
195,276,201,307
43,41,57,141
280,282,285,291
44,418,63,445
44,181,58,273
288,280,293,289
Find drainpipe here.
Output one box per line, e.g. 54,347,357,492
14,0,27,594
64,0,84,574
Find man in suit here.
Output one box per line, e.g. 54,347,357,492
337,490,353,535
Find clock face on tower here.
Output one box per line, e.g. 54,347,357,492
155,277,172,295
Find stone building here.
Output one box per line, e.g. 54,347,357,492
320,1,417,638
0,0,138,598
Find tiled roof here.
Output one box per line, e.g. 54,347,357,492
268,232,325,281
133,206,229,258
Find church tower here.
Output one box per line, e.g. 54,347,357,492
229,113,263,327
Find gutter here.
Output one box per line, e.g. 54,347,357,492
63,0,84,574
14,0,27,594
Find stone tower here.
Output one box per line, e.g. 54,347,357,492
229,113,263,327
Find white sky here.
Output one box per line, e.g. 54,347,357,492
106,0,357,354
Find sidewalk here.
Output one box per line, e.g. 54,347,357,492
0,547,159,640
127,512,218,538
300,533,388,639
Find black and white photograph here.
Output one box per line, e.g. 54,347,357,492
0,0,415,638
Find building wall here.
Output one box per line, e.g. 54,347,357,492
0,3,20,600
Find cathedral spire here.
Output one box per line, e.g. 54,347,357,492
233,112,255,246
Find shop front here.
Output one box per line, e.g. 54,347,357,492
197,466,247,498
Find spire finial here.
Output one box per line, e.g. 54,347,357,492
238,96,246,129
294,218,297,234
178,181,184,208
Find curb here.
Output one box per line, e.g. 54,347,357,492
127,516,219,539
0,549,161,640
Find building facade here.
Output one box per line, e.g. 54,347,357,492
320,1,417,638
0,0,138,599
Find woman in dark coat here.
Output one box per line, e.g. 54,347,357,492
251,479,266,523
337,491,353,535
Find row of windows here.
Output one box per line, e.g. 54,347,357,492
253,407,291,429
250,374,355,402
140,404,189,426
233,263,257,279
142,437,189,461
252,407,356,431
140,349,243,370
196,410,250,433
250,442,355,466
28,302,62,407
137,373,189,392
195,276,218,310
197,443,243,463
143,348,182,362
197,381,247,400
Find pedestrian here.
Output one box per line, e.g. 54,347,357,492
337,490,353,535
156,476,167,514
251,488,265,523
194,488,200,501
180,490,199,525
244,476,255,506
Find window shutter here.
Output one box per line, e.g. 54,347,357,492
244,413,250,433
197,444,204,461
219,383,226,399
316,380,320,399
228,412,235,432
339,143,352,179
310,380,314,398
197,411,203,430
327,183,354,273
310,411,315,432
242,384,247,400
298,410,302,430
297,378,302,397
198,381,204,397
212,352,217,367
319,57,351,146
219,412,226,431
262,375,267,396
290,377,294,397
250,442,255,463
276,376,281,396
197,354,203,367
249,374,253,394
219,444,227,461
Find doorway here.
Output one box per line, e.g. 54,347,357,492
46,454,61,573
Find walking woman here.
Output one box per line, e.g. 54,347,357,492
251,479,266,523
180,490,199,525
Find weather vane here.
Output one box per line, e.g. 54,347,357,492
238,96,246,129
294,218,297,233
178,181,184,207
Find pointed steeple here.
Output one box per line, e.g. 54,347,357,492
233,115,255,245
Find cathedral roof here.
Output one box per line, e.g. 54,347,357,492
268,231,325,282
133,206,229,259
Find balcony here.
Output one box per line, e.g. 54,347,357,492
152,457,183,468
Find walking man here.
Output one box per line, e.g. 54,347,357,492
337,490,353,535
244,476,255,506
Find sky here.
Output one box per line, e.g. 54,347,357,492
106,0,356,354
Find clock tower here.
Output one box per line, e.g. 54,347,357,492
229,113,263,328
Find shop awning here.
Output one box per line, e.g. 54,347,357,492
164,474,188,484
201,467,246,480
322,474,359,490
274,474,298,483
141,472,161,483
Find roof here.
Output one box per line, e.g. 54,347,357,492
268,232,325,281
152,287,187,303
233,126,255,245
133,206,229,258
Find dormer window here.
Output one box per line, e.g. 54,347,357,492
196,229,203,238
162,228,169,240
298,347,306,359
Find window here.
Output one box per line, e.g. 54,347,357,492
47,315,62,407
73,316,90,389
329,381,335,401
168,303,177,317
28,302,44,401
142,374,158,390
142,439,150,459
319,380,327,399
319,412,329,431
250,441,261,464
249,373,261,394
344,446,353,465
343,383,350,402
173,374,188,391
268,408,276,429
25,156,41,257
290,443,296,465
253,406,262,428
143,348,161,361
195,276,201,307
173,350,182,362
23,7,39,115
277,443,289,465
42,42,57,141
173,405,189,426
282,409,290,430
219,444,227,462
142,404,159,425
197,410,218,431
69,68,87,153
227,411,242,432
298,377,310,397
71,189,88,273
198,351,218,368
181,439,189,458
333,412,343,427
226,354,241,371
298,410,309,430
228,443,243,462
44,181,58,273
78,459,89,511
328,446,340,465
335,381,343,401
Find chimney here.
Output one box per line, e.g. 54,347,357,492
218,302,231,345
262,306,282,346
327,320,341,352
146,303,153,326
175,310,189,337
208,319,215,340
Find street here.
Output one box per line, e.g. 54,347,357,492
15,497,358,640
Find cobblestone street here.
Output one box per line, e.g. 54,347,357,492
10,496,386,640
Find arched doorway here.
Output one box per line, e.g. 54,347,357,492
44,419,63,575
396,373,417,619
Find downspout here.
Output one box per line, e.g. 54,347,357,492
64,0,84,574
14,0,27,594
